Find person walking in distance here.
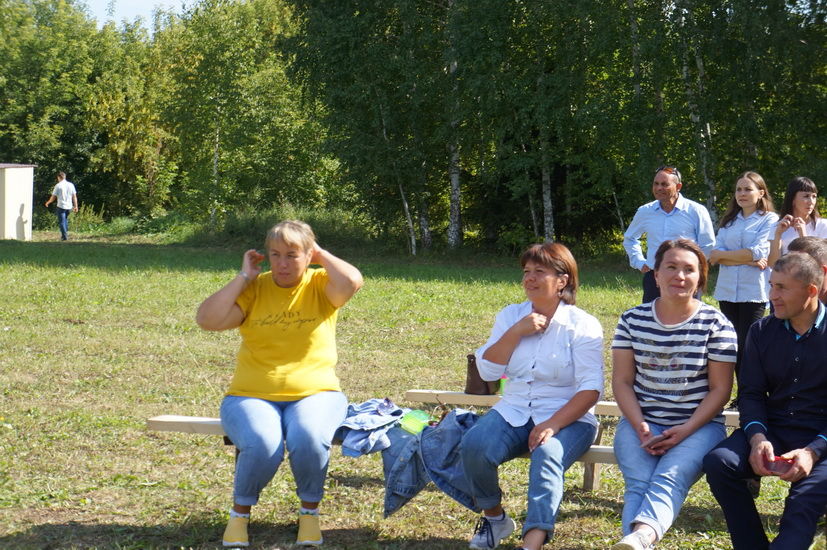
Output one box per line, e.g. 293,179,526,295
44,172,78,241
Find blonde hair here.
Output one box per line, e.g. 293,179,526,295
265,220,316,252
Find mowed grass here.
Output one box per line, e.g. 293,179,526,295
0,232,818,549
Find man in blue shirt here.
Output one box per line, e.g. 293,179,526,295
703,252,827,550
623,165,715,303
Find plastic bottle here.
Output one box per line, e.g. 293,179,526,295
400,409,431,434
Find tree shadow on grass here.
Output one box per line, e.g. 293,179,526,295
0,519,469,549
0,238,632,287
327,472,385,490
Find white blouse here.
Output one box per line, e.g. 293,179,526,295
777,217,827,254
475,301,604,428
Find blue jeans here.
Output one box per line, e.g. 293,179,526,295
460,409,596,539
220,391,347,506
614,417,726,540
56,208,70,240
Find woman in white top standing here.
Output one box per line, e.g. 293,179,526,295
710,171,777,379
460,242,604,550
768,176,827,267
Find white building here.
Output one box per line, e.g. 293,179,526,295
0,163,36,241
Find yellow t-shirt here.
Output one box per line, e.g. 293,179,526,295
227,267,341,401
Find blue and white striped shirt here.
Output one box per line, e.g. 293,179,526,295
612,301,737,425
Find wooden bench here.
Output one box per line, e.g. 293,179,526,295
146,394,740,492
404,389,741,491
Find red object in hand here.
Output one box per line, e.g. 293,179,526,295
766,456,794,474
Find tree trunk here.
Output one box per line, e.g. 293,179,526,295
612,190,626,232
399,183,417,256
419,200,432,250
210,114,220,227
375,89,417,255
541,148,554,241
417,169,432,249
677,2,717,223
528,190,540,238
627,0,641,99
448,142,462,247
446,0,462,248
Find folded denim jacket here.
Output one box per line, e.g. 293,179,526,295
335,398,406,457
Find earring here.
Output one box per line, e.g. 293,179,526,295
558,289,563,298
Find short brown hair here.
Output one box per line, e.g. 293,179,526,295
654,239,709,293
774,252,824,289
520,242,579,304
788,236,827,267
265,220,316,252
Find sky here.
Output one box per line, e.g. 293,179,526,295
84,0,188,28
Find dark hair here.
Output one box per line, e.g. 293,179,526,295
774,251,824,290
520,242,579,304
780,176,820,228
719,171,775,228
653,239,709,294
788,236,827,267
56,171,66,179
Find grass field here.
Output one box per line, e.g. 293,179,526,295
0,231,819,549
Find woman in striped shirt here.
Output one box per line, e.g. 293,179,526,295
610,239,737,550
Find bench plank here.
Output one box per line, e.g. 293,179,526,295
404,389,740,427
147,414,225,436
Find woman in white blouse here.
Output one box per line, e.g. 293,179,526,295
710,171,777,378
460,242,604,550
768,176,827,267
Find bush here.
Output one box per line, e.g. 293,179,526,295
107,217,137,235
183,205,376,251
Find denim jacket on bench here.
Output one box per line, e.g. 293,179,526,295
382,408,480,517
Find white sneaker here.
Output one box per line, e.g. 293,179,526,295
611,531,655,550
468,514,516,549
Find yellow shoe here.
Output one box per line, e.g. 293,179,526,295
222,515,250,547
297,512,323,546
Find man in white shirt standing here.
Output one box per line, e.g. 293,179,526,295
623,165,716,303
44,171,78,241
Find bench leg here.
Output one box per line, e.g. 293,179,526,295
582,423,605,492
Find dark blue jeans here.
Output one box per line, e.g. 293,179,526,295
56,208,71,240
703,428,827,550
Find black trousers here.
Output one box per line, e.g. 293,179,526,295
704,428,827,550
718,301,767,379
641,270,660,303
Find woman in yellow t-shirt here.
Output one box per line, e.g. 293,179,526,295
196,220,363,548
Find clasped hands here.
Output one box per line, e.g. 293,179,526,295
636,421,690,456
776,214,807,239
749,436,816,483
